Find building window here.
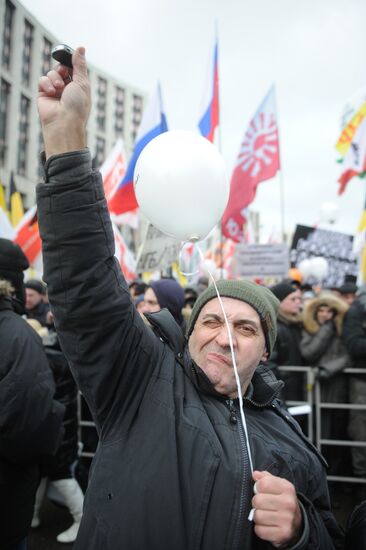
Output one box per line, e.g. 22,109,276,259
0,79,11,166
131,94,143,142
41,37,52,75
96,77,107,132
22,19,34,87
17,95,30,175
2,0,15,71
114,86,125,136
95,136,105,167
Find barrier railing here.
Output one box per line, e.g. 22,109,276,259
279,365,366,486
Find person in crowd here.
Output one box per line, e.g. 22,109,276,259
129,278,148,300
30,327,84,544
143,277,186,329
266,281,306,404
300,293,351,478
35,47,344,550
0,239,65,550
24,278,50,326
336,281,358,306
343,285,366,502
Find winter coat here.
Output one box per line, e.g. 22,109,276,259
300,293,351,400
25,299,50,326
36,149,344,550
43,335,79,478
266,311,306,402
0,280,65,549
343,289,366,370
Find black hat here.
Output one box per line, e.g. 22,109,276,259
25,278,46,295
338,282,358,295
0,238,29,311
270,282,298,302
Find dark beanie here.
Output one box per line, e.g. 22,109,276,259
25,278,46,295
0,238,29,310
186,279,279,354
270,282,297,303
150,279,185,325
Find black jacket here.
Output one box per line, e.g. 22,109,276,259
0,283,65,549
343,290,366,370
37,149,344,550
266,312,306,402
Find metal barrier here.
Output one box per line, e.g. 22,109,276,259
279,365,366,486
77,366,366,486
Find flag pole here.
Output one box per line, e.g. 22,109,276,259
273,86,286,243
214,22,225,278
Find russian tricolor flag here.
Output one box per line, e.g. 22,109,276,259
108,83,168,215
198,39,219,143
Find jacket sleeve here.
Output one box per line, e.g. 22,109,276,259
0,316,65,464
343,303,366,361
300,323,334,364
36,149,163,441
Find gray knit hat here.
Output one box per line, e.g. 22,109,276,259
186,279,280,354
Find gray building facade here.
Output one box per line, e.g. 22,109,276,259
0,0,145,210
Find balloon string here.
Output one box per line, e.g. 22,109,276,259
178,241,199,277
195,245,254,477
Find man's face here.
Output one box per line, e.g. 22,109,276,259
341,293,356,306
188,297,268,398
280,290,302,316
25,288,43,310
142,287,160,313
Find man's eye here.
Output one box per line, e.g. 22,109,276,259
204,319,221,328
238,325,256,335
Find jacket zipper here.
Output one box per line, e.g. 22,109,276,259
226,398,251,549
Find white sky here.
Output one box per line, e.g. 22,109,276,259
21,0,366,240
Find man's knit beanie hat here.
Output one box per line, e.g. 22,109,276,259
25,278,46,295
270,281,297,303
186,279,280,354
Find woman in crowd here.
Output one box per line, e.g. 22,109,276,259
300,293,351,477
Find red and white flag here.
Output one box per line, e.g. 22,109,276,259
112,223,137,282
100,138,139,228
222,86,280,242
13,205,42,265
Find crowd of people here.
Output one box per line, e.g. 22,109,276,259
2,45,366,549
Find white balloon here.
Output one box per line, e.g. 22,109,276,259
309,257,328,280
319,202,339,224
297,259,312,279
134,130,229,242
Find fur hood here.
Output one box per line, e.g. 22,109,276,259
0,279,14,298
303,292,349,335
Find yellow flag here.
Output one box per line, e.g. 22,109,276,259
8,173,24,227
336,101,366,157
357,208,366,284
0,184,7,212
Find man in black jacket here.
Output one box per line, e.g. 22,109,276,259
0,239,65,550
343,286,366,500
36,47,344,550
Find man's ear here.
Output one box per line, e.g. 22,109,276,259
261,350,269,362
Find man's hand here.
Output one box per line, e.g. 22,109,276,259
38,46,91,159
252,470,303,548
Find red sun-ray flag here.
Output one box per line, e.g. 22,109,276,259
198,38,219,143
222,86,280,242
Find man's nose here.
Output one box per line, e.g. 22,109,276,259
215,324,236,348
